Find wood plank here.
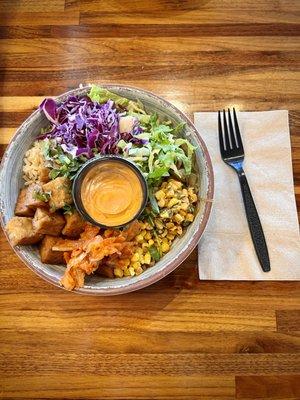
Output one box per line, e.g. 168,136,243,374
276,311,300,334
0,11,80,26
79,10,300,25
236,375,300,399
1,23,298,39
1,352,299,376
2,37,299,54
0,375,236,399
0,0,65,12
66,0,300,12
0,96,43,111
1,330,299,354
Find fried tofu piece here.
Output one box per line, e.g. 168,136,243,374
62,210,85,238
39,235,65,264
33,208,65,236
6,217,43,247
25,183,48,209
42,177,72,211
39,167,50,183
14,188,34,217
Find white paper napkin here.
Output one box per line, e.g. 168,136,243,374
194,110,300,280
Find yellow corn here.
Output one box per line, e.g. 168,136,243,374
161,230,168,237
131,252,140,262
166,222,174,229
161,241,170,253
158,198,166,208
155,220,164,229
142,242,149,250
135,266,144,275
168,198,179,208
155,190,165,200
114,268,124,278
160,210,169,219
132,261,141,270
180,202,189,211
137,247,143,256
148,239,154,246
128,267,135,276
123,258,130,268
144,232,152,240
190,193,198,203
144,252,151,264
136,234,144,243
140,229,147,237
166,189,175,197
177,226,183,235
167,233,175,241
174,213,184,223
186,213,194,222
123,268,131,277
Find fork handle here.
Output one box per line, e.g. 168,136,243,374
238,171,271,272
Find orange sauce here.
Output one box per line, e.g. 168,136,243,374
81,161,144,227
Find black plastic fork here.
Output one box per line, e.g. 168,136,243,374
218,108,270,272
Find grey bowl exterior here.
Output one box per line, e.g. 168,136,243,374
0,85,214,295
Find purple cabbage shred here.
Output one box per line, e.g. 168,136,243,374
38,95,145,158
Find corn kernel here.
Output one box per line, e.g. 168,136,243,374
131,252,140,262
166,189,175,197
144,232,152,240
155,190,165,200
144,252,151,264
167,233,175,241
160,210,169,219
142,242,149,250
166,222,174,229
158,198,166,208
186,213,194,222
123,268,131,277
135,266,143,275
136,234,144,243
155,220,164,229
132,261,141,270
139,255,144,264
179,210,186,217
174,213,184,223
168,198,179,208
161,230,168,237
148,239,154,246
114,268,124,278
180,203,189,211
123,258,130,268
190,193,198,203
137,248,143,255
161,241,170,253
140,230,147,237
177,226,183,235
128,267,135,276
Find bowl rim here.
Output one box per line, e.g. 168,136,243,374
72,155,149,229
0,84,214,295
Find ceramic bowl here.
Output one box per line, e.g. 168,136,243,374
0,85,214,295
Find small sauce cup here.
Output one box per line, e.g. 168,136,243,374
72,156,148,229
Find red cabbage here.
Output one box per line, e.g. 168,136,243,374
38,95,145,158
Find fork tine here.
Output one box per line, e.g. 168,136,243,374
233,108,244,152
227,108,236,148
223,109,231,150
218,111,225,155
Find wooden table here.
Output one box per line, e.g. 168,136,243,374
0,1,299,398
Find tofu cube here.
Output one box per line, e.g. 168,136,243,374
39,235,65,264
39,167,50,183
14,188,34,217
6,217,43,247
25,183,48,209
33,208,65,236
42,177,72,211
62,210,85,238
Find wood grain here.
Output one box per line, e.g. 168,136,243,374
0,0,299,398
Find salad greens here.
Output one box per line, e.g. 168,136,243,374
38,85,197,212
